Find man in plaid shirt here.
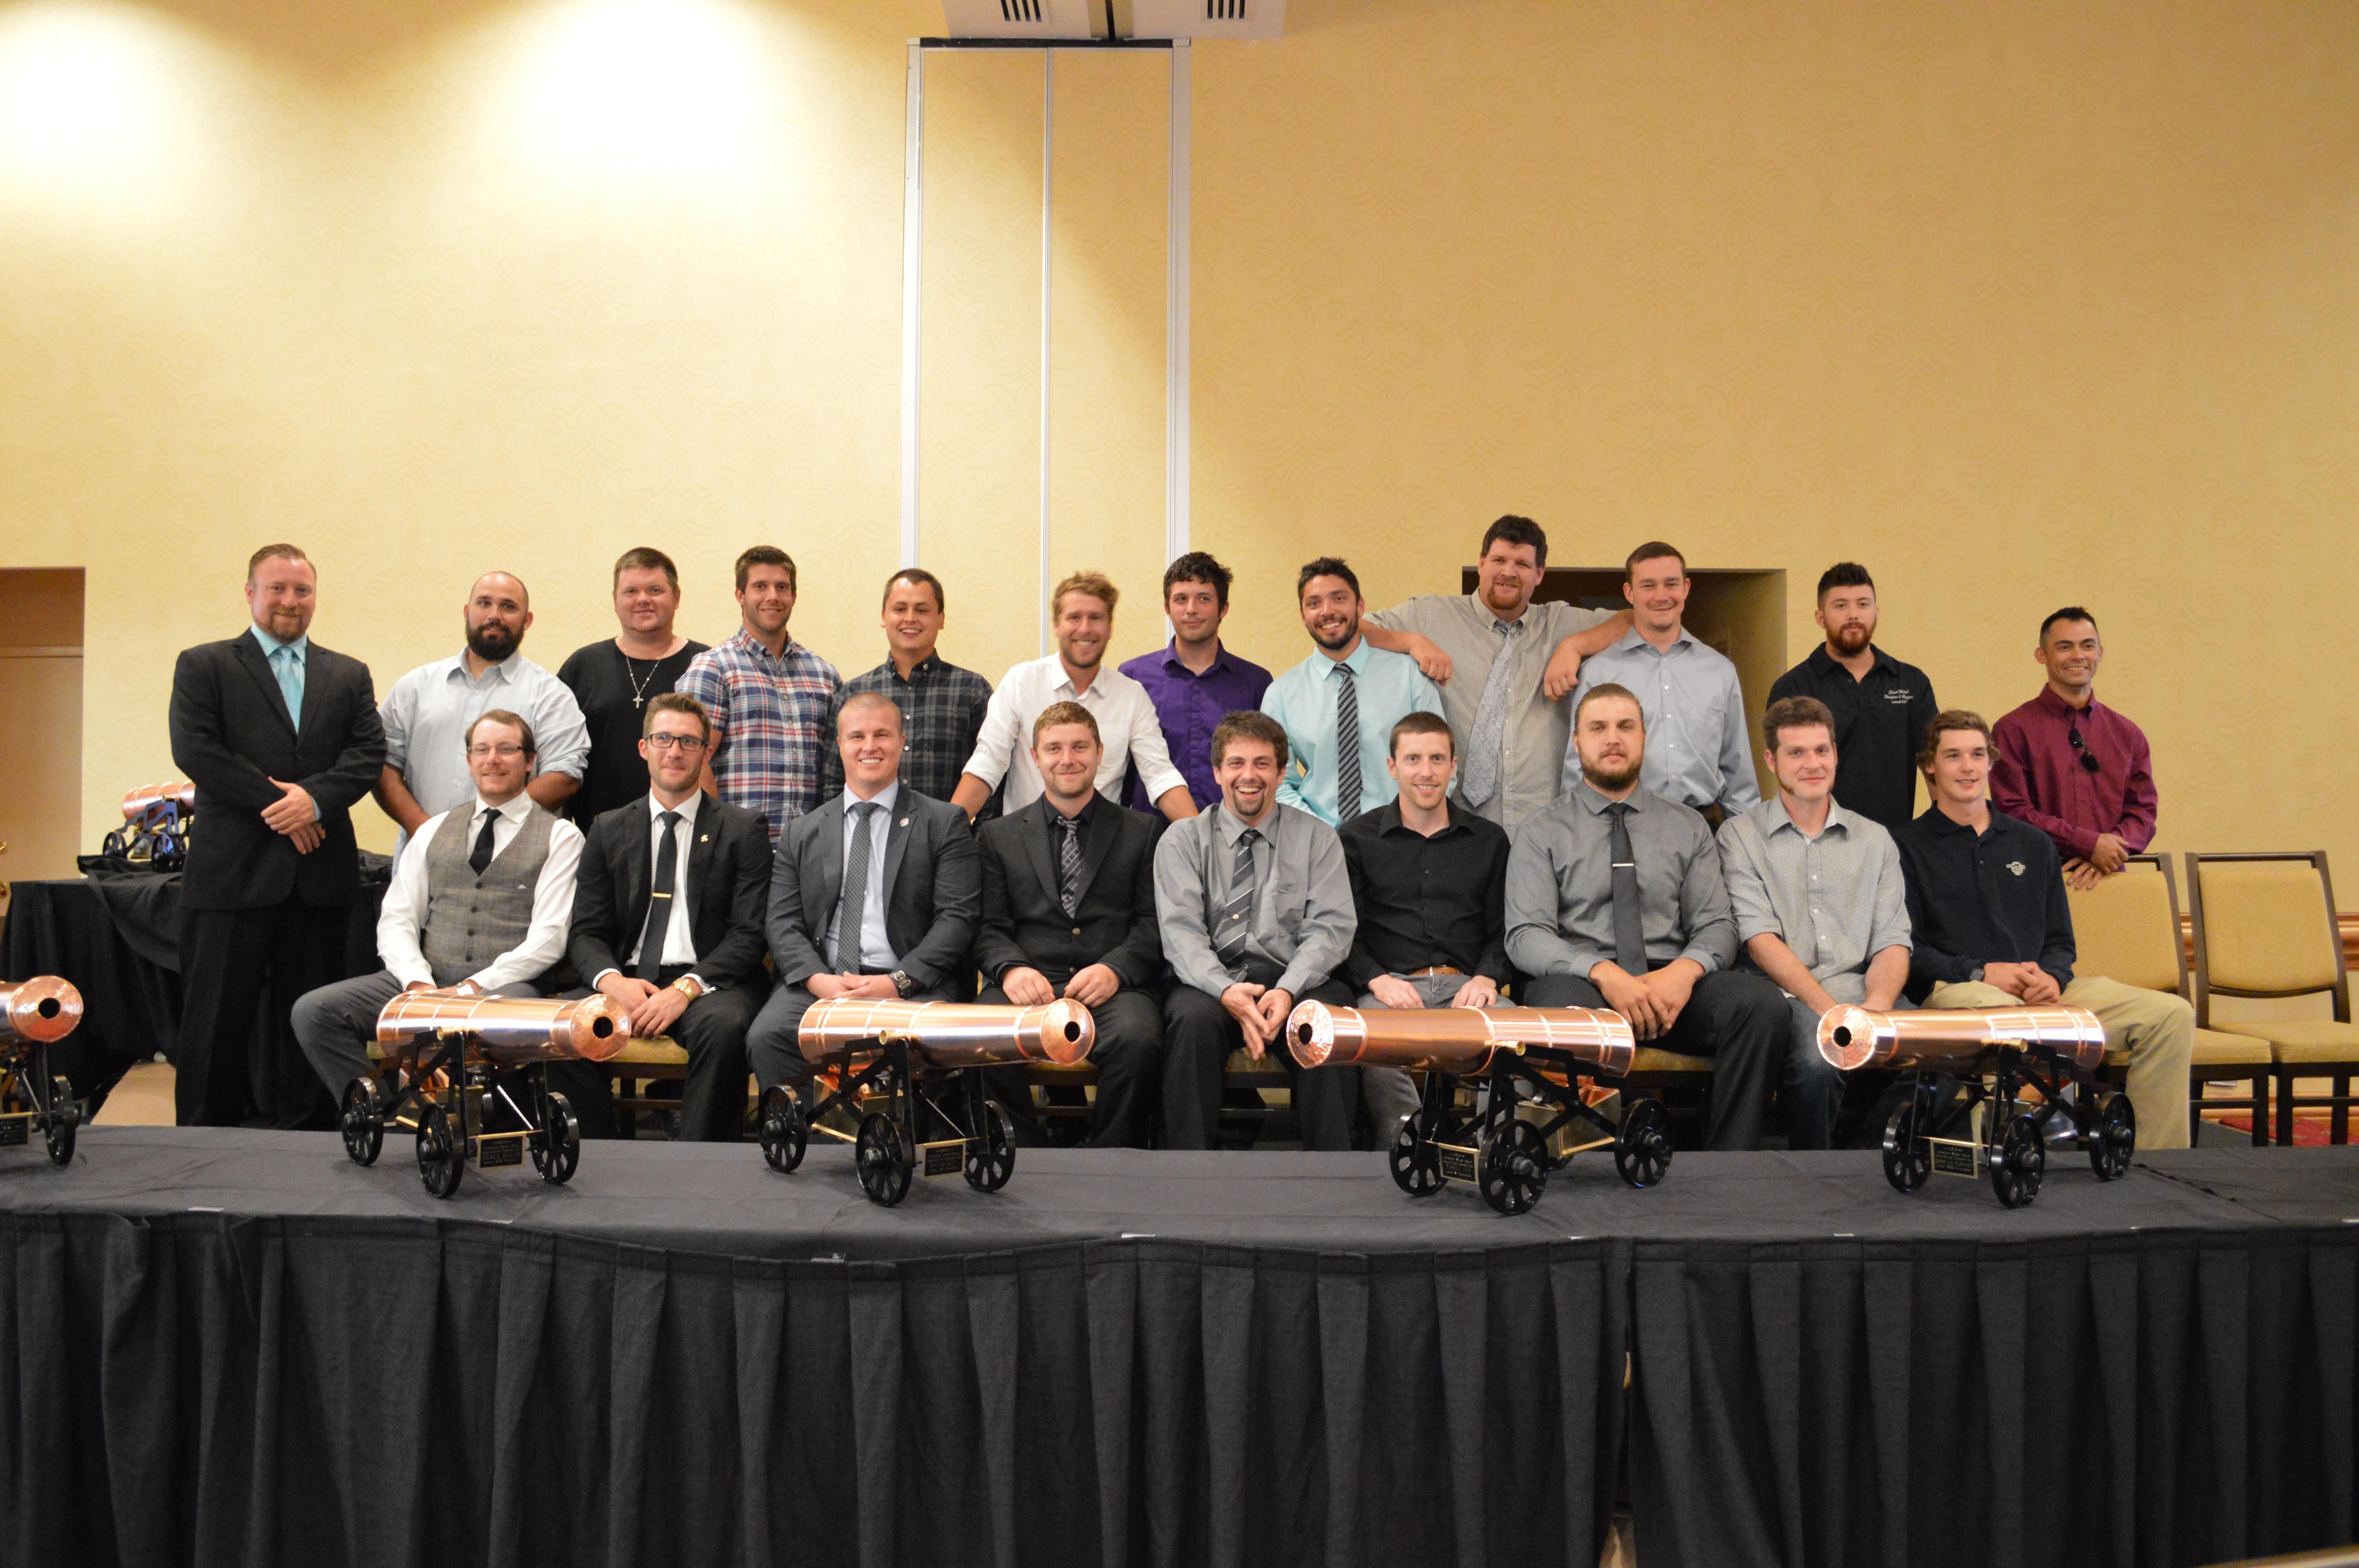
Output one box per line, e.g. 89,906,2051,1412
678,546,841,844
820,568,995,811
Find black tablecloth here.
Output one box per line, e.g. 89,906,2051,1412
2,1136,2355,1568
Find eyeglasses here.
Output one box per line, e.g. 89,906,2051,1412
2066,724,2102,774
645,733,709,753
466,744,526,760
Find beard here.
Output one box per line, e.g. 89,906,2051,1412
466,622,520,662
1829,621,1873,656
1580,755,1642,793
1311,617,1358,652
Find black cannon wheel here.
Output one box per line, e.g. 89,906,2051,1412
42,1075,77,1167
758,1087,808,1173
1478,1118,1548,1216
855,1112,912,1207
2088,1091,2136,1181
1992,1112,2045,1209
1389,1108,1444,1196
416,1102,463,1200
1881,1101,1931,1194
539,1092,581,1186
964,1101,1017,1192
340,1078,385,1167
1613,1096,1674,1189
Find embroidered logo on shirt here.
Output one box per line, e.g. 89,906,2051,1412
2006,861,2026,877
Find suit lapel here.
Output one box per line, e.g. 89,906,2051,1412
811,804,848,930
616,807,654,943
231,635,299,741
1075,799,1119,906
683,807,721,927
1023,801,1062,911
881,802,913,909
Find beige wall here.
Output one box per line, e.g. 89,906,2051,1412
2,0,2354,875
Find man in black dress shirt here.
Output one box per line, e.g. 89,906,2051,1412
820,568,994,809
973,702,1165,1146
167,544,385,1127
1339,712,1512,1137
556,547,710,827
1764,563,1938,833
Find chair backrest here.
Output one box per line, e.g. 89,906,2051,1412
2186,851,2350,1024
2066,855,2184,997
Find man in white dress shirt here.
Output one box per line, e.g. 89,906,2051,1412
291,710,583,1102
374,572,591,849
953,572,1198,826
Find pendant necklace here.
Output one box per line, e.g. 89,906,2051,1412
622,648,662,710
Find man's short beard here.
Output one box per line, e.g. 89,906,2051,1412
1830,622,1872,655
1312,617,1358,652
467,625,518,662
1581,757,1641,793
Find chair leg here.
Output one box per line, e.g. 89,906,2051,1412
2275,1069,2295,1148
2252,1070,2269,1147
2337,1075,2351,1146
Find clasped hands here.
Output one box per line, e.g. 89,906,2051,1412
1366,972,1500,1011
2062,832,2130,892
262,777,323,854
1974,960,2063,1005
1588,959,1700,1040
1219,981,1296,1059
594,972,698,1036
804,971,899,1003
1001,963,1120,1009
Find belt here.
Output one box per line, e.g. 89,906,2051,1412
1402,965,1463,978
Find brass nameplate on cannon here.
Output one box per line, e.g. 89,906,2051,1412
1436,1143,1478,1183
0,1117,27,1147
1929,1138,1979,1178
922,1141,965,1178
474,1131,527,1169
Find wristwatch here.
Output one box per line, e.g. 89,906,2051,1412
890,970,917,998
1966,965,1986,985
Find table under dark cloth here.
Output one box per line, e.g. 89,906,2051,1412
0,1137,2354,1568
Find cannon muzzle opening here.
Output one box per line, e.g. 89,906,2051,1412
1062,1018,1082,1043
35,999,59,1021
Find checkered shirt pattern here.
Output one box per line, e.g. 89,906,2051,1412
820,654,994,806
676,629,841,843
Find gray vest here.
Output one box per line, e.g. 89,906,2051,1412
418,802,557,986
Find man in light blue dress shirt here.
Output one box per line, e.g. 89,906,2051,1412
1561,541,1761,824
1260,558,1444,828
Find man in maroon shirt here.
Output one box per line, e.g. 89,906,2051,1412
1991,607,2158,891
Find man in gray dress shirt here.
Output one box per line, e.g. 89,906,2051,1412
1508,684,1790,1150
1363,515,1630,837
1560,542,1759,824
1154,711,1361,1150
1716,695,1914,1150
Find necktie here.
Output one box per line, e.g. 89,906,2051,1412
633,809,683,982
1604,801,1646,975
1054,813,1083,918
835,802,881,972
1334,663,1363,822
1213,827,1259,973
1458,619,1525,809
269,644,303,728
468,808,500,876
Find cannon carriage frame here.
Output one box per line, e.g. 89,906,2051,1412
0,979,84,1166
1390,1044,1675,1216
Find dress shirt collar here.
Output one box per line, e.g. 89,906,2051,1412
1805,642,1897,678
727,626,801,664
1375,798,1470,839
1159,640,1235,678
2032,684,2104,720
1608,624,1699,657
1316,638,1376,677
645,790,703,829
1917,801,1994,839
248,624,309,659
883,652,945,684
1212,800,1281,849
473,792,533,825
444,649,520,685
1571,779,1650,818
1052,659,1105,699
1045,791,1098,831
841,780,901,818
1766,794,1858,841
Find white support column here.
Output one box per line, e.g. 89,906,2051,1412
899,42,924,568
1164,41,1191,566
1038,50,1055,655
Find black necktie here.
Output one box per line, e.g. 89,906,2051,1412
836,802,881,972
634,809,682,983
1054,813,1083,918
468,808,499,876
1605,802,1646,975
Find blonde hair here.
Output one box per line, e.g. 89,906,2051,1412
1052,572,1119,619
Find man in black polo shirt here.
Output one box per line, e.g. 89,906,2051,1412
1339,712,1513,1138
1766,562,1938,833
1892,709,2194,1148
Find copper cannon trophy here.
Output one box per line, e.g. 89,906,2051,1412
758,998,1095,1207
338,990,630,1198
0,978,85,1165
1816,1004,2133,1208
101,781,196,869
1286,1001,1659,1215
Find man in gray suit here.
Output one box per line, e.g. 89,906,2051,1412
745,691,982,1094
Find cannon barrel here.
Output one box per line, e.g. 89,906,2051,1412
374,991,630,1066
1816,1004,2106,1074
1286,1001,1635,1077
120,782,194,822
797,998,1095,1069
0,977,84,1047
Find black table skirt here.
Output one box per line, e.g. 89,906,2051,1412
2,1135,2355,1568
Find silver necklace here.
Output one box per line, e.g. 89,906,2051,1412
621,646,663,709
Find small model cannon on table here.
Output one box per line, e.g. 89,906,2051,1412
1286,1001,1660,1216
102,782,195,869
1817,1004,2134,1209
758,997,1094,1207
0,977,84,1165
340,991,628,1198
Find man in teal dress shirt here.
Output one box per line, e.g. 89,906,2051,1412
1259,558,1445,828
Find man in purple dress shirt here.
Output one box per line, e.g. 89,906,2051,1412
1991,607,2159,891
1121,553,1274,811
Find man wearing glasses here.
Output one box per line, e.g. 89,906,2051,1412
1991,608,2158,891
548,692,774,1140
290,710,583,1107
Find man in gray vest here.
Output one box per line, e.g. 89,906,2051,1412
291,709,584,1102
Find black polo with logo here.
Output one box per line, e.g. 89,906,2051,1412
1766,644,1939,833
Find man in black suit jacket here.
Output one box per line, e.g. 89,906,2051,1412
546,693,771,1141
167,545,385,1127
974,702,1165,1146
745,692,980,1094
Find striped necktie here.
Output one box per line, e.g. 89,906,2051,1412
1213,826,1259,972
1334,663,1363,822
1054,812,1083,918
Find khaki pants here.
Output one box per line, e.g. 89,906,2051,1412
1923,975,2194,1149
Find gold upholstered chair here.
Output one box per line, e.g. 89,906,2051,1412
2186,851,2359,1145
2068,855,2271,1144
